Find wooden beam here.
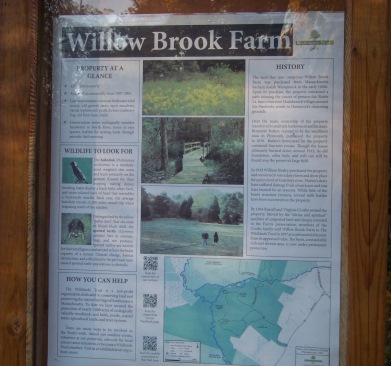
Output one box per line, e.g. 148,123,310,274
0,0,37,365
349,0,390,365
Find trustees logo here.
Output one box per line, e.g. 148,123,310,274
304,355,323,364
296,30,334,50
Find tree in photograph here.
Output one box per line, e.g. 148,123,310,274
143,60,202,82
178,200,187,218
207,196,221,223
142,118,162,180
141,187,152,220
204,119,244,184
160,118,168,171
168,199,181,218
178,196,194,219
222,193,242,225
153,193,171,217
222,210,232,225
143,60,179,81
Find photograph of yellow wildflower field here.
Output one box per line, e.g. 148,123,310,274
142,60,245,116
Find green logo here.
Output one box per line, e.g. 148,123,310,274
296,30,334,50
304,355,323,364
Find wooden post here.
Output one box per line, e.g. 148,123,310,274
0,0,37,365
348,0,390,365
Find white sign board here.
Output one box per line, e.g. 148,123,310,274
48,12,344,366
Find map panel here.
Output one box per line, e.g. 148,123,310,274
164,257,331,366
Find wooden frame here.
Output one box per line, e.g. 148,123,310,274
347,1,390,364
0,0,389,365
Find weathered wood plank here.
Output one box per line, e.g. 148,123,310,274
0,0,37,364
349,0,390,365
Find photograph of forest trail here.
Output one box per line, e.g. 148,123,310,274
142,117,244,184
140,186,243,256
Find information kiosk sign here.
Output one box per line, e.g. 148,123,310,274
48,12,344,366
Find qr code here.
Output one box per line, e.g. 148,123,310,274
143,336,157,351
143,256,158,271
143,294,157,308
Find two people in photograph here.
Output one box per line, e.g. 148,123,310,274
201,231,219,246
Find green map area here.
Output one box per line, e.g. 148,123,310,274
164,258,326,365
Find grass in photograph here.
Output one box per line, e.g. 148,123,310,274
141,218,243,257
143,64,245,116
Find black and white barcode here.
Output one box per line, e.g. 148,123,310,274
143,294,157,308
143,256,158,271
143,336,157,351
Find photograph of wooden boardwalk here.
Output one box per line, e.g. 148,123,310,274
166,144,208,184
142,117,244,185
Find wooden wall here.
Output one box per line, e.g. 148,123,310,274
0,0,389,365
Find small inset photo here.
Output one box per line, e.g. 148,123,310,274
143,60,245,116
61,213,92,245
142,117,244,185
141,186,243,257
62,157,93,184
